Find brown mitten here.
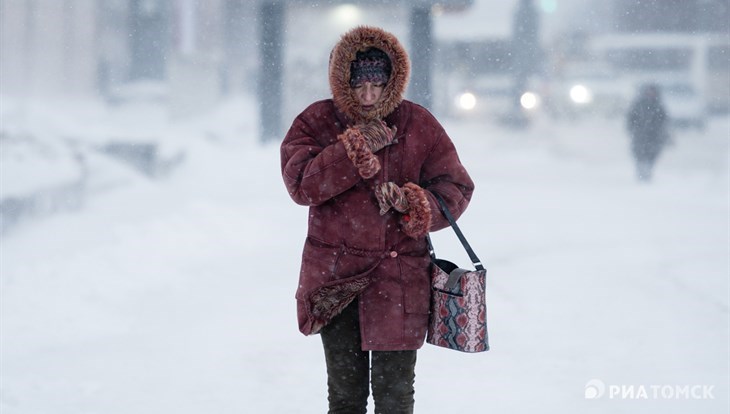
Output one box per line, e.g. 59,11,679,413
375,182,432,238
338,127,380,179
358,120,397,153
374,182,409,215
400,183,432,239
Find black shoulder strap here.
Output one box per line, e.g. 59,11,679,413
426,193,485,271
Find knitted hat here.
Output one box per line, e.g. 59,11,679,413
349,48,392,87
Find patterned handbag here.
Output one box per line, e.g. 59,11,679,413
426,194,489,353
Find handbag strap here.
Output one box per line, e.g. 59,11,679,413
426,193,485,271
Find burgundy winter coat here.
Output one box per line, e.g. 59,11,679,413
280,26,475,351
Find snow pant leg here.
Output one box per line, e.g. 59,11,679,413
371,349,417,414
320,300,369,414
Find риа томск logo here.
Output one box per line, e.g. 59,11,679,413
585,379,715,400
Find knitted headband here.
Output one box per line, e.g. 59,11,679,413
350,48,392,88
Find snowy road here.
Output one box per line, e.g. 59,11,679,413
2,101,728,413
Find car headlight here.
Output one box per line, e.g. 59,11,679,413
570,84,593,104
520,91,540,110
457,92,477,111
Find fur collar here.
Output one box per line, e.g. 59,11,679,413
329,26,410,124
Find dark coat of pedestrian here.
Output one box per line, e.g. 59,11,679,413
626,83,669,181
280,26,475,412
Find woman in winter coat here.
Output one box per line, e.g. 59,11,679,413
626,83,669,182
280,26,475,413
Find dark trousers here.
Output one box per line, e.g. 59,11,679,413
320,300,417,414
635,158,656,181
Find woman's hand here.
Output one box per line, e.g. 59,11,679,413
374,182,409,215
357,120,397,153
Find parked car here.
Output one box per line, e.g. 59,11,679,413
544,66,632,119
436,72,543,121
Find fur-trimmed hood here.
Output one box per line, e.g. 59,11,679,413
329,26,410,124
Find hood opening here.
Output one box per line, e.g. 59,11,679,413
329,26,410,124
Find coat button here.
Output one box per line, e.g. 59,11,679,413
389,251,398,258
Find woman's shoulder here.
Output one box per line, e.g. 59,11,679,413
397,100,441,124
299,99,336,117
394,100,445,136
290,99,345,134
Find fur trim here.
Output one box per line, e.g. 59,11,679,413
329,26,410,123
401,183,432,239
308,276,372,335
338,127,380,179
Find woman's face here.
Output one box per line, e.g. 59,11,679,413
353,82,385,109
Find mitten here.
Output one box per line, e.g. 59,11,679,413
338,127,380,179
358,120,397,153
374,182,409,215
400,183,432,239
374,182,432,239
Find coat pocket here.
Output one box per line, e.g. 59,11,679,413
399,255,432,314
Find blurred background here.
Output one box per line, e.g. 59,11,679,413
2,0,729,135
1,0,728,222
1,1,729,413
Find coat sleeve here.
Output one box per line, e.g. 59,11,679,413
419,125,475,232
280,113,363,206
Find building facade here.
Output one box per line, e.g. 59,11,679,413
1,0,254,100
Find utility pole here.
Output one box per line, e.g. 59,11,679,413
258,1,284,143
409,5,433,110
509,0,541,127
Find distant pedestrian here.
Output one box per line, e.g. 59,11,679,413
626,83,670,181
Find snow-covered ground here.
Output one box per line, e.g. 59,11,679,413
1,95,728,413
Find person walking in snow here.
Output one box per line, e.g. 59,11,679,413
280,26,475,413
626,83,670,182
